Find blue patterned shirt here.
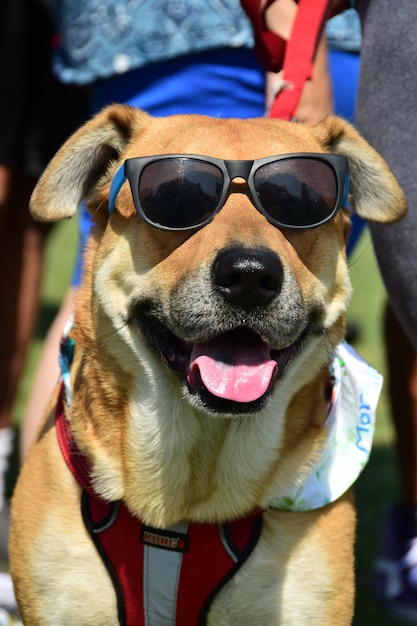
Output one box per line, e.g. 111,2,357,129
326,9,362,53
51,0,254,84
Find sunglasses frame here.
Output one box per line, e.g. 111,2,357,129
109,152,349,231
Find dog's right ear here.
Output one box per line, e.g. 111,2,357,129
30,104,150,221
310,116,407,224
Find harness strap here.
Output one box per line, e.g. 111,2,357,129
55,390,263,626
55,385,92,495
81,493,262,626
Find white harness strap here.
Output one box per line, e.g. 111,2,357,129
143,521,189,625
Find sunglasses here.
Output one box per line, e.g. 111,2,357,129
109,153,349,231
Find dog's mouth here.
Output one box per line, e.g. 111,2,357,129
188,329,281,403
144,319,301,413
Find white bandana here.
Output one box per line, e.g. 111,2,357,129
269,342,383,512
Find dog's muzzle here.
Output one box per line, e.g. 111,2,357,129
133,247,308,415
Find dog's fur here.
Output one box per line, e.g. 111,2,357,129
10,106,406,625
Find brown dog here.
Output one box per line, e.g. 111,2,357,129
9,105,406,625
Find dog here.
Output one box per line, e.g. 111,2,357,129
9,105,406,625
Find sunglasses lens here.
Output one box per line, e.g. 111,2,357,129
254,158,338,228
138,158,223,229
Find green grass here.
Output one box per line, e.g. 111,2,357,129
11,223,405,624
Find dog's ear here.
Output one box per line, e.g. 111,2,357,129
311,116,407,224
30,104,150,221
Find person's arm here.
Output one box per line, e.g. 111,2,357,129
264,0,333,121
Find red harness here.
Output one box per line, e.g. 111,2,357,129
55,392,263,626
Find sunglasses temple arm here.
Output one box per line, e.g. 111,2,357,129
108,164,127,215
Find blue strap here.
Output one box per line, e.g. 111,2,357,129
342,172,350,207
109,164,126,214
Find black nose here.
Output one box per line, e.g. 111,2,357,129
213,247,284,309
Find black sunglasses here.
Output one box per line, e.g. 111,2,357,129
109,153,349,231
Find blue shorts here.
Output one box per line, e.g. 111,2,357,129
329,49,360,124
72,48,265,285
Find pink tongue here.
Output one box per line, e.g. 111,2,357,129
188,329,277,403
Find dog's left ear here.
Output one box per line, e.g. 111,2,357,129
311,116,407,224
30,104,150,221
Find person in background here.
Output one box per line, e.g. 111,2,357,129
354,0,417,620
0,0,87,563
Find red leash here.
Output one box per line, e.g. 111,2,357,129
241,0,333,119
270,0,331,119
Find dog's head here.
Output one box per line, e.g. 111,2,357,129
31,105,406,418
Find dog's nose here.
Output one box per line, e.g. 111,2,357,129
213,247,283,309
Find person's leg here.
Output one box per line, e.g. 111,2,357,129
385,303,417,505
373,308,417,619
19,289,75,459
0,170,44,433
356,0,417,348
0,168,47,561
356,0,417,616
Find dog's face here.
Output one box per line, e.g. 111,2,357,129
13,107,406,625
31,106,406,422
